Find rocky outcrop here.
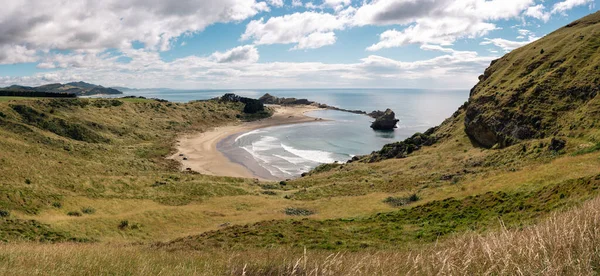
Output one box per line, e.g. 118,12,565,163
258,93,313,105
220,93,265,114
370,109,399,130
350,127,438,163
367,110,386,118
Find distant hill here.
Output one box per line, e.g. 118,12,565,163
1,82,123,96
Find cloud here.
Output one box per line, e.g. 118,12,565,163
524,0,593,22
268,0,284,7
291,32,337,50
241,12,348,50
480,35,540,52
210,45,260,63
552,0,594,14
361,0,535,51
0,44,497,90
0,45,38,64
0,0,269,63
292,0,303,7
367,17,497,51
322,0,352,10
525,4,551,22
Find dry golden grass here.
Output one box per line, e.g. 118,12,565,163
3,196,600,275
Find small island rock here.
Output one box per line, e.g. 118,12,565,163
370,109,399,130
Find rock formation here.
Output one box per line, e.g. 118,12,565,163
370,109,399,130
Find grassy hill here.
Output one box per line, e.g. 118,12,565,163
1,11,600,275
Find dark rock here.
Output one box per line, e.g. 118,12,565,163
548,138,566,151
367,110,386,118
357,128,438,163
370,109,399,130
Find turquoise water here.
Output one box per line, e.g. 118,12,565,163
119,88,468,179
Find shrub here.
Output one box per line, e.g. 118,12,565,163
81,207,95,214
284,207,315,216
24,179,31,184
52,202,62,208
119,220,129,229
383,193,420,207
0,210,10,218
67,211,82,217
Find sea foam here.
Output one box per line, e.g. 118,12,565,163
281,144,337,164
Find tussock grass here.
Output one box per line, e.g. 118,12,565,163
2,196,600,275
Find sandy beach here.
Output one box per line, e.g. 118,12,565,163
169,105,324,180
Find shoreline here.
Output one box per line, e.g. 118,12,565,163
169,105,325,181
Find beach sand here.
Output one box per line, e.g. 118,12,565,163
169,105,324,181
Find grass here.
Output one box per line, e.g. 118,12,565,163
3,195,600,275
161,174,600,251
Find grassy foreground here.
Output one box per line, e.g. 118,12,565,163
2,195,600,275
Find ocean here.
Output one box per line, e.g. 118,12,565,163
121,88,469,180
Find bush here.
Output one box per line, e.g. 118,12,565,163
119,220,129,229
24,179,31,184
284,207,315,216
383,193,420,207
81,207,95,214
0,210,10,218
243,100,265,114
67,211,82,217
52,202,62,208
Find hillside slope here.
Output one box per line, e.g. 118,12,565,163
465,11,600,148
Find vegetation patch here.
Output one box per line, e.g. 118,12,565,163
383,194,420,207
0,218,80,242
67,211,82,217
284,207,315,216
81,207,96,214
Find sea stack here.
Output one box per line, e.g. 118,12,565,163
370,108,399,130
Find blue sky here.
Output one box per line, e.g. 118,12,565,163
0,0,597,89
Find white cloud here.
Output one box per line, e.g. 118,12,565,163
0,0,269,63
480,35,540,52
0,44,497,90
525,4,551,22
0,45,38,64
291,32,337,50
552,0,593,14
241,12,348,50
292,0,303,7
268,0,284,7
210,45,260,63
360,0,535,51
367,17,497,51
322,0,352,10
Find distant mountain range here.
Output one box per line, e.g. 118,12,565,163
1,82,123,96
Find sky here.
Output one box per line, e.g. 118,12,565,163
0,0,597,90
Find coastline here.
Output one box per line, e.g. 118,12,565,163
169,105,325,181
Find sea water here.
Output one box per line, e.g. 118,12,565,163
122,88,468,179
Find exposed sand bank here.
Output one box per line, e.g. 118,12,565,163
169,105,324,181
